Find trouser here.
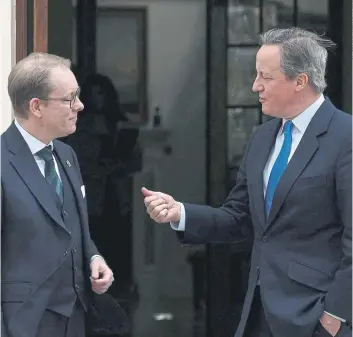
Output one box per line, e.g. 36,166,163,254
36,302,85,337
244,287,273,337
244,287,352,337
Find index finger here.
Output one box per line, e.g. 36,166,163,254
144,195,161,206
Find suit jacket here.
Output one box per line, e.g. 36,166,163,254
1,123,99,337
178,99,352,337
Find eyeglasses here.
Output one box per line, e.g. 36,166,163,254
39,87,81,109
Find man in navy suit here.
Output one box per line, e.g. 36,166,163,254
142,28,352,337
1,53,114,337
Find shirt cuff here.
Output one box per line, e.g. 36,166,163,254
90,255,105,263
324,311,346,322
170,203,185,231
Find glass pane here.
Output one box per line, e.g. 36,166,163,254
228,108,260,180
262,0,295,31
228,0,260,44
96,9,147,123
298,0,328,33
228,48,258,105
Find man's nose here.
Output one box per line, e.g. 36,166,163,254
75,98,84,112
252,78,263,93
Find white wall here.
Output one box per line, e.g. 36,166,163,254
0,0,15,132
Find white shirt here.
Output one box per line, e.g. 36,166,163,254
14,119,61,180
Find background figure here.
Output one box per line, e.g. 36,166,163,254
66,73,141,322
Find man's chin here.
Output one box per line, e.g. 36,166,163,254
262,108,273,117
262,107,279,119
60,125,77,138
68,125,77,135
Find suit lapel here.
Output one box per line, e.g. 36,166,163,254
53,141,88,228
5,124,67,231
249,118,282,229
266,133,319,226
266,98,335,228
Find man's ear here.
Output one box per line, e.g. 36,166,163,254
28,98,42,118
295,73,309,92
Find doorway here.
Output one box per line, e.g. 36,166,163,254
20,0,208,336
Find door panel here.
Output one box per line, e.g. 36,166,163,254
16,0,27,61
33,0,48,52
16,0,48,61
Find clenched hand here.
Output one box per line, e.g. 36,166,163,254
141,187,181,223
90,256,114,294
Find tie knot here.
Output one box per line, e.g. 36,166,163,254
283,121,293,136
36,146,53,162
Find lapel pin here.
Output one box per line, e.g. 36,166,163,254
66,160,71,167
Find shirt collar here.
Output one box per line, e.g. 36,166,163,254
14,119,54,155
281,94,325,134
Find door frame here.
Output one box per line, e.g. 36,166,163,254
16,0,48,61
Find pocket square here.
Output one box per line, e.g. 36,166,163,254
81,185,85,198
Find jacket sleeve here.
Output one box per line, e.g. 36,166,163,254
324,136,352,321
177,136,254,247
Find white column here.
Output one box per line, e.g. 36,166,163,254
0,0,15,132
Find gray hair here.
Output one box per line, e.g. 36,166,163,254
260,27,336,93
8,52,71,118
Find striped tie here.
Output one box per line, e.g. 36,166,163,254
36,146,63,203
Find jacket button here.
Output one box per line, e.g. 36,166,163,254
262,236,268,242
63,210,68,217
64,251,68,256
72,246,76,253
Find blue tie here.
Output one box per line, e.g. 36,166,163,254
265,121,293,216
36,146,63,203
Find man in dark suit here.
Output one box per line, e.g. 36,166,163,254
1,53,114,337
142,28,352,337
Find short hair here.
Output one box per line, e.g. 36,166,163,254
260,27,336,93
8,52,71,118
